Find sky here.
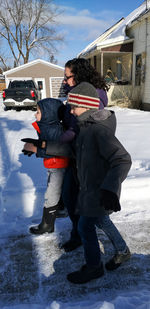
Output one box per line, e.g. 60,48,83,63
53,0,145,66
0,97,150,308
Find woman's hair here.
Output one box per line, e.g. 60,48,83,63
65,58,109,91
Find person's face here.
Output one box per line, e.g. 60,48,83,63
64,67,76,86
70,106,88,117
35,106,41,121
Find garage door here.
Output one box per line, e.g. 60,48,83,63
50,77,66,98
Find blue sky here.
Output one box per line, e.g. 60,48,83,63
54,0,144,66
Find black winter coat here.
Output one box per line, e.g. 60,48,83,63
75,109,132,217
45,108,132,217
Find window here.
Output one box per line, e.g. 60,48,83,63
9,80,34,88
135,54,142,86
37,81,43,90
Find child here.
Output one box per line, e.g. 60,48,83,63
22,98,77,235
65,82,131,283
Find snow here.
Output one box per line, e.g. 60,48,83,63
0,98,150,308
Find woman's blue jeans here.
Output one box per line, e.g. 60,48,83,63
78,211,127,267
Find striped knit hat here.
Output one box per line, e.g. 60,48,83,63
68,82,100,109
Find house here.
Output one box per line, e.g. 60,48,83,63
126,3,150,111
78,1,150,111
3,59,65,99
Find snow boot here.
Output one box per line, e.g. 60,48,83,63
29,206,57,235
61,237,82,252
67,263,104,284
105,246,131,271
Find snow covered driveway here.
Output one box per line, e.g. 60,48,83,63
0,101,150,309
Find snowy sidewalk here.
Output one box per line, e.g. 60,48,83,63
0,219,150,308
0,103,150,308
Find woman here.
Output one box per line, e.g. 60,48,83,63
63,58,109,109
60,58,110,252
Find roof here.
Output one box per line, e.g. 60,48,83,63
79,1,149,57
3,59,64,76
78,18,125,57
129,7,150,26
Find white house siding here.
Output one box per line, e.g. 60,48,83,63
128,16,150,108
143,16,150,106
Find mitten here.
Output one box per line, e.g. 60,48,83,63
21,138,42,148
22,149,34,157
100,189,121,212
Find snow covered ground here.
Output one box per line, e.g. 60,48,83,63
0,98,150,309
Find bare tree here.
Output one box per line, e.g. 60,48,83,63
0,0,63,68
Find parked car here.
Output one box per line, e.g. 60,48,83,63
3,80,41,110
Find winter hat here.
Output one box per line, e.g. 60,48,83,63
68,82,100,109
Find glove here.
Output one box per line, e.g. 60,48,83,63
100,189,121,212
21,138,42,148
22,149,34,157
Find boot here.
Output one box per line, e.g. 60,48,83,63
67,263,104,284
61,237,82,252
105,246,131,271
29,206,57,235
61,224,82,252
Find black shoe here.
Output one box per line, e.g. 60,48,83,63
105,247,131,271
61,238,82,252
67,263,104,284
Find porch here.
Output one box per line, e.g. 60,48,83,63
107,84,142,109
80,41,144,107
